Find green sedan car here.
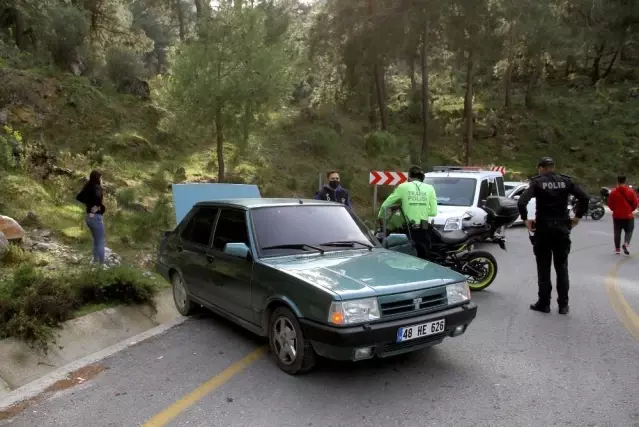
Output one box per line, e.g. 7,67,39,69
156,198,477,374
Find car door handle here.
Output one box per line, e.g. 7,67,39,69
206,254,215,263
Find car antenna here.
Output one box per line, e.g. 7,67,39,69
294,195,303,204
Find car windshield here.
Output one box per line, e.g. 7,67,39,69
251,205,377,257
423,177,477,207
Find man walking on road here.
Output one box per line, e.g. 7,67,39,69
607,175,638,255
517,157,589,315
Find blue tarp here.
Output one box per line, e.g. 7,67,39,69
171,183,261,224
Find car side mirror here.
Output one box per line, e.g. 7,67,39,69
223,242,250,259
513,195,520,201
480,199,487,207
384,233,410,248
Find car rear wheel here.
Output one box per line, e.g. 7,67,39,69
268,307,316,375
171,271,197,316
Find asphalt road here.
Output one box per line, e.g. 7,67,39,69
3,214,639,427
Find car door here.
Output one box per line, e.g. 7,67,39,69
204,208,255,323
477,178,490,206
176,207,220,301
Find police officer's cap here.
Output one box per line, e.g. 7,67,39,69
537,157,555,167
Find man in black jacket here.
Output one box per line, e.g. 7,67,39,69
517,157,589,315
315,170,351,207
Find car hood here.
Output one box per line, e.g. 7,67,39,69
261,249,466,299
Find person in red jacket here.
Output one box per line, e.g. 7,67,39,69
607,175,638,255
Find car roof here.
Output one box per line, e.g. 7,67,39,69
504,181,527,186
424,170,503,179
193,198,342,209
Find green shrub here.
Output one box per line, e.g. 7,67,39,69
105,46,144,86
44,5,90,70
0,264,160,352
70,266,158,309
116,187,138,208
130,195,173,242
0,244,34,267
308,127,340,156
0,265,77,351
365,131,397,157
0,125,25,172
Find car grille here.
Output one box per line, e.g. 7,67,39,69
378,287,448,318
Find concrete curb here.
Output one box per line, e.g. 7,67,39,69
0,288,183,406
0,315,188,412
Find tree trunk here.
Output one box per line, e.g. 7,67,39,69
420,15,429,164
241,101,251,155
603,29,627,79
565,55,577,77
525,59,538,109
175,0,186,42
463,49,474,166
374,63,388,131
368,77,377,129
590,43,605,85
409,56,417,94
368,0,387,131
215,105,225,183
504,21,515,109
194,0,210,20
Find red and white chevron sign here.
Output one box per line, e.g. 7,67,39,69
491,166,506,175
369,171,409,186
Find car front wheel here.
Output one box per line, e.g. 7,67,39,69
268,307,316,375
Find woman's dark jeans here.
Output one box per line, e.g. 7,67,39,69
86,213,106,264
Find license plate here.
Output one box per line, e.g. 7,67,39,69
396,319,445,342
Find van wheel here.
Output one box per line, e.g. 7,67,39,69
268,307,316,375
171,271,197,316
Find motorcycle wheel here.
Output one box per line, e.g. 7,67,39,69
590,207,605,220
461,251,498,291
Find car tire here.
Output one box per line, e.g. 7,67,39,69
268,307,316,375
171,271,197,316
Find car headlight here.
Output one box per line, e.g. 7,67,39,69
444,217,462,230
328,298,380,325
446,282,471,305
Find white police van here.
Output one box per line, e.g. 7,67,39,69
422,166,506,231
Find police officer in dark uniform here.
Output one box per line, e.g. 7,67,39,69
517,157,589,315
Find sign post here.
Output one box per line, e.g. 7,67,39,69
369,171,409,216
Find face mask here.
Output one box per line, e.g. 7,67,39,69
329,181,339,189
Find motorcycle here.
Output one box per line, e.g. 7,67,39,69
376,196,519,291
569,194,605,220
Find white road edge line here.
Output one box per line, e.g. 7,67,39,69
0,315,188,412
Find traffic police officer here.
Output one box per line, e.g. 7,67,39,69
517,157,589,315
377,166,438,257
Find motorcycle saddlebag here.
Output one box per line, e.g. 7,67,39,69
484,196,519,228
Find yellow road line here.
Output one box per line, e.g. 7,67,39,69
605,257,639,341
143,346,268,427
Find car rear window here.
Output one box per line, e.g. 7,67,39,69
251,205,377,256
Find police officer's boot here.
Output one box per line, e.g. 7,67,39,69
529,301,550,313
558,305,569,315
